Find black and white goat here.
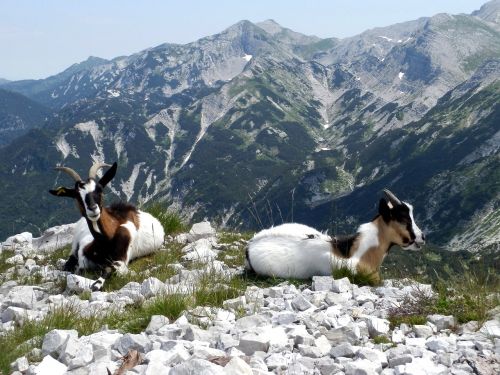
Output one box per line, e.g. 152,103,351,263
50,162,165,290
246,189,425,282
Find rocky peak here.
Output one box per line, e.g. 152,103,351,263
472,0,500,25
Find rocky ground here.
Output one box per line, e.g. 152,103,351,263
0,222,499,375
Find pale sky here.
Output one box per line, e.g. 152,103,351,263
0,0,488,80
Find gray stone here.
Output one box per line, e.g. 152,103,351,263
330,342,357,358
145,361,171,375
237,334,270,355
315,335,332,356
88,331,122,361
291,294,313,311
223,296,246,311
11,356,29,372
141,277,166,298
479,319,500,338
332,277,352,293
299,344,324,358
181,239,217,262
170,358,224,375
145,315,169,334
325,325,361,345
265,352,289,371
117,282,144,303
357,347,387,367
187,221,216,242
33,355,67,375
316,357,343,375
42,329,78,356
427,314,455,331
273,311,297,325
145,345,190,366
312,276,335,291
66,274,94,293
192,345,226,359
115,333,152,354
2,306,40,323
5,286,40,309
235,314,270,331
413,325,433,338
388,354,413,368
156,324,183,339
59,337,93,369
223,357,253,375
364,316,390,337
426,337,453,352
344,359,381,375
268,286,284,298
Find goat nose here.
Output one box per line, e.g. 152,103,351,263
89,204,98,211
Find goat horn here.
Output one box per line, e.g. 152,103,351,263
383,189,402,206
55,166,82,182
89,162,111,179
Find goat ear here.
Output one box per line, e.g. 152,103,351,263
98,162,117,187
379,198,392,222
49,187,76,198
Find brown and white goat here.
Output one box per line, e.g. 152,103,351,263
50,162,165,290
246,189,425,282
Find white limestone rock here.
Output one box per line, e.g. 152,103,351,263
170,358,224,375
187,221,216,242
32,355,67,375
364,316,390,337
42,329,78,356
237,334,270,355
115,333,152,355
66,274,94,293
223,356,253,375
427,314,455,331
331,277,352,293
141,277,166,298
344,358,381,375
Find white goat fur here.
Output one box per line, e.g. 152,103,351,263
72,211,165,271
247,222,379,279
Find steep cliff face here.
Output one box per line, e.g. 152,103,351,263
0,4,498,252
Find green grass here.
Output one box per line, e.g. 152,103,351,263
332,264,380,287
0,303,103,374
388,263,499,329
372,335,393,345
143,203,187,235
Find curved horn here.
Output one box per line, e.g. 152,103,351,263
383,189,402,206
89,162,111,179
55,166,82,182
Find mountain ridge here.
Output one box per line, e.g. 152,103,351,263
0,3,498,254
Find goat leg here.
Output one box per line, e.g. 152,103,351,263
63,254,78,272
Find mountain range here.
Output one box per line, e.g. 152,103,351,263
0,1,499,252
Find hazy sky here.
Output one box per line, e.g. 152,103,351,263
0,0,488,80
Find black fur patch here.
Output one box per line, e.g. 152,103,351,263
63,254,78,272
245,247,255,273
331,233,358,258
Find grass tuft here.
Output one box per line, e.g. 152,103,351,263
332,264,380,287
388,263,499,329
143,203,187,235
